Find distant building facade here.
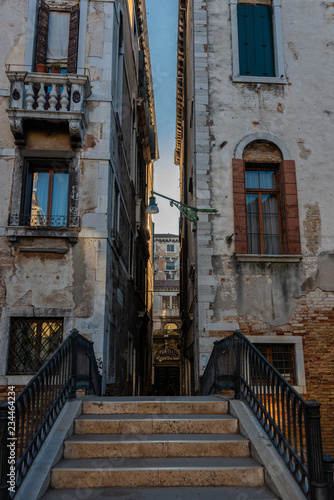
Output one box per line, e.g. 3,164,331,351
175,0,334,454
152,234,183,395
0,0,157,399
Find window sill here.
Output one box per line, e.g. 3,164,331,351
232,75,287,85
6,226,79,243
235,254,302,263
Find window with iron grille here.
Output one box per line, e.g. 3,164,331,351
256,343,296,384
7,318,63,374
245,165,282,254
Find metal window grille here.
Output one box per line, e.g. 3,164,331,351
256,343,296,384
7,318,63,374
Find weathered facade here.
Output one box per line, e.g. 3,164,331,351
176,0,334,453
0,0,157,398
152,234,183,395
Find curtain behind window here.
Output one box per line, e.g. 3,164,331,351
46,11,70,63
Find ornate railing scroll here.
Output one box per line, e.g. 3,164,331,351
0,329,102,499
200,330,332,500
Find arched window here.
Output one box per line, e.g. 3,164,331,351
233,140,301,255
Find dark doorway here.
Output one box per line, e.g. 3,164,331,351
155,366,180,396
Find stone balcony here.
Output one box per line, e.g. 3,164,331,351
6,70,91,147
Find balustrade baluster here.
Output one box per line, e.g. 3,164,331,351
25,82,34,110
60,85,69,111
48,84,58,110
36,83,46,110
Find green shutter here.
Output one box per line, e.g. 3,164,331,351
237,4,275,77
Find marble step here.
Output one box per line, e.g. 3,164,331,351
74,413,238,434
82,396,229,415
51,456,265,489
63,433,250,459
42,485,278,499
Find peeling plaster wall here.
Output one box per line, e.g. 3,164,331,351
0,0,155,398
187,0,334,453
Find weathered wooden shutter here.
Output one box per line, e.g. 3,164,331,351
34,0,50,68
237,4,275,77
280,161,301,255
233,159,248,254
67,4,80,74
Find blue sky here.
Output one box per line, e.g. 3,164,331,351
146,0,179,235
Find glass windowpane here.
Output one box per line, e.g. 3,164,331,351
245,171,259,189
259,170,276,189
31,170,49,226
246,194,260,253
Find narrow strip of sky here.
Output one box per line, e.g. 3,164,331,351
146,0,179,235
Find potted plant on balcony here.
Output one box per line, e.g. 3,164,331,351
50,61,62,73
36,63,47,73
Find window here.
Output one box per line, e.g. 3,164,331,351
7,318,63,374
162,296,171,309
256,344,296,385
231,0,286,83
166,261,175,271
167,244,174,252
172,296,179,309
246,165,281,254
233,139,301,256
21,160,69,227
34,0,80,73
237,4,274,77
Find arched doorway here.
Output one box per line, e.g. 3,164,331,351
153,344,181,395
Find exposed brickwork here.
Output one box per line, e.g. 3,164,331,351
232,159,247,254
237,288,334,456
0,385,25,404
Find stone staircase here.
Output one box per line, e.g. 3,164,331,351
41,396,278,499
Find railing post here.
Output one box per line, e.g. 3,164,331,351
323,455,334,500
305,400,327,500
234,335,242,400
0,403,10,500
70,329,79,399
213,341,219,393
88,341,94,395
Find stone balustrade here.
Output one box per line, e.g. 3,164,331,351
6,70,91,147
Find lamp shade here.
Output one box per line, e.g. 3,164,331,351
147,195,159,214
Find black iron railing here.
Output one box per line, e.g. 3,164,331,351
200,330,333,500
8,214,80,228
0,329,101,499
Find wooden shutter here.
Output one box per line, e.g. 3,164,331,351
67,4,80,74
237,4,275,77
233,159,248,254
34,0,50,68
280,161,301,255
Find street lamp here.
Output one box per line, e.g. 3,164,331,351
147,190,217,227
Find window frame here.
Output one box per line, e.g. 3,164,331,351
245,164,283,255
167,244,174,252
230,0,286,84
20,158,71,228
233,151,301,257
249,336,306,393
162,296,171,309
7,317,64,375
34,0,80,74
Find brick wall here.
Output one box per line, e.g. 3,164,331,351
238,288,334,456
0,385,25,404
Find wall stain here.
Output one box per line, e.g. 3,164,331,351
287,41,300,60
297,139,312,159
303,203,321,253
